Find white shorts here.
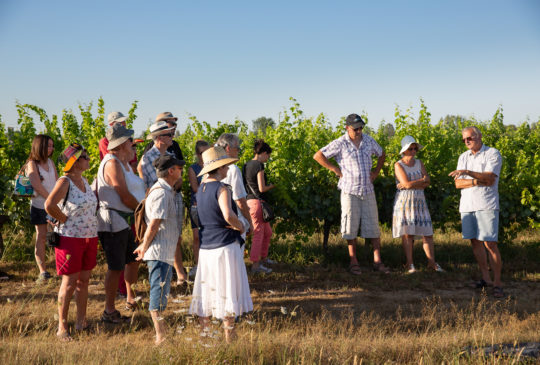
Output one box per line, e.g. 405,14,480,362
341,191,380,239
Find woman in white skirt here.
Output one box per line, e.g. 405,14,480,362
392,136,443,273
189,146,252,342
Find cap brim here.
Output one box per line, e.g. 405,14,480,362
109,116,128,126
63,150,83,172
197,157,238,177
347,122,365,129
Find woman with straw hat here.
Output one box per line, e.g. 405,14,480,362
392,136,443,274
45,143,98,340
189,146,252,343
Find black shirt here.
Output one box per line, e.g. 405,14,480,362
243,160,266,200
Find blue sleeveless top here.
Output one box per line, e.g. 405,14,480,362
196,181,244,249
189,163,203,205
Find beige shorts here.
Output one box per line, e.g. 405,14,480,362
341,191,380,239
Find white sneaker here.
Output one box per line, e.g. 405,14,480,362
263,258,277,265
433,263,444,272
251,264,272,274
407,264,416,274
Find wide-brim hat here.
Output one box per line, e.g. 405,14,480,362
107,111,128,126
59,143,84,172
155,111,178,123
198,146,239,177
147,121,175,140
107,123,134,150
399,135,424,155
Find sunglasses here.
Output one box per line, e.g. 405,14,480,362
462,136,476,143
78,155,90,161
352,126,363,132
407,147,418,152
159,133,173,138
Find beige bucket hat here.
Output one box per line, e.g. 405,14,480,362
155,112,178,123
197,146,239,177
107,111,128,126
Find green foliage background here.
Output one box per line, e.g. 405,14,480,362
1,97,539,250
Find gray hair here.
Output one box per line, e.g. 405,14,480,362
156,168,169,179
216,133,240,149
462,126,482,138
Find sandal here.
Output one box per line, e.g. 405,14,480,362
473,279,491,289
101,309,127,324
373,262,390,274
348,264,362,275
125,301,138,312
493,286,505,298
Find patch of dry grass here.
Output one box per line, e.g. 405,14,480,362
0,228,539,364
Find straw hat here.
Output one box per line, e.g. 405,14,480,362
146,121,175,140
197,146,238,177
155,112,178,123
399,135,424,155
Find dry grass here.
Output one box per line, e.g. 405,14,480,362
0,228,539,364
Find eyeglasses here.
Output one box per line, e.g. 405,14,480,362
408,147,418,152
78,155,90,161
462,136,476,143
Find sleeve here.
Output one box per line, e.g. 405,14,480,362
142,141,154,155
172,141,184,160
320,139,341,159
229,166,247,201
485,149,502,176
146,190,169,220
370,138,383,157
99,138,109,160
140,154,152,189
456,153,466,171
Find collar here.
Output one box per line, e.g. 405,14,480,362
157,178,173,191
466,143,487,156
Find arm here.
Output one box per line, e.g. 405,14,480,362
104,159,139,210
313,150,342,177
257,170,275,193
449,169,497,187
218,187,244,234
137,158,144,180
27,161,49,199
235,197,253,234
188,166,200,194
134,218,161,261
370,151,386,182
44,178,70,224
395,162,429,190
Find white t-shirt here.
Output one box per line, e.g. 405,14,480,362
222,164,249,236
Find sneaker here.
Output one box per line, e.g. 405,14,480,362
251,264,272,274
263,258,277,265
407,264,416,274
189,265,197,278
433,263,444,272
36,271,52,282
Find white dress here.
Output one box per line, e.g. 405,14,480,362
392,159,434,238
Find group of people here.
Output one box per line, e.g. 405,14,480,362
23,110,504,344
25,111,276,343
314,114,504,298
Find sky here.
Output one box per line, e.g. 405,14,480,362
1,0,539,135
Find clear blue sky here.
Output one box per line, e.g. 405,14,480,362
1,0,539,134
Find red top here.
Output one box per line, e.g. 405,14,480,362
99,137,138,165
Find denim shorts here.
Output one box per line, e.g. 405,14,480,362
461,210,499,242
147,260,173,312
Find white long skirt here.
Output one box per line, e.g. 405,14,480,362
189,243,253,319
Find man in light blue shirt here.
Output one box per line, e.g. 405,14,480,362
449,126,504,298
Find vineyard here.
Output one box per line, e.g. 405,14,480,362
1,97,539,253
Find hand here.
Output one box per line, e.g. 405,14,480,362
133,244,146,261
396,183,405,190
332,166,343,178
449,170,469,179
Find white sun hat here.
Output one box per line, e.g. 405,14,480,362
399,135,424,155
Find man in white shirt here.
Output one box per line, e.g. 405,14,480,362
215,133,254,238
449,126,504,298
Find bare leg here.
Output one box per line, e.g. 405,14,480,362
484,241,502,287
401,235,414,267
75,270,91,330
124,261,139,304
371,237,383,264
35,224,47,273
57,272,79,336
223,316,236,343
174,236,187,282
104,269,122,313
422,235,437,268
150,310,168,345
347,238,359,265
471,239,492,284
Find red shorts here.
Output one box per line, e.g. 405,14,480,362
55,236,98,276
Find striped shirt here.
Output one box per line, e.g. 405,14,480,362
321,133,383,195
